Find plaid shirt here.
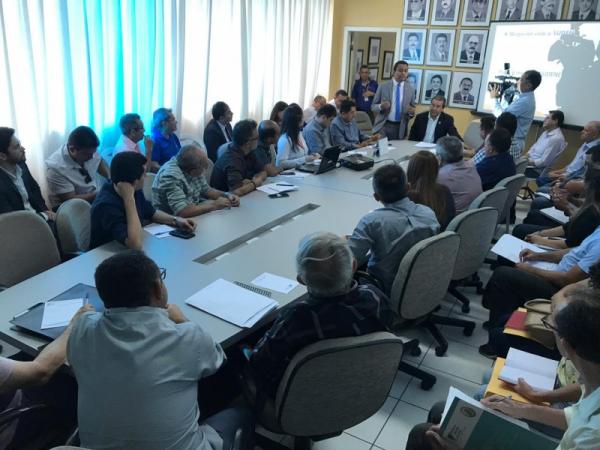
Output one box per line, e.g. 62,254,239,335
248,281,397,396
151,157,211,215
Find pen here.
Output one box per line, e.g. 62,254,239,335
276,183,294,187
280,171,296,175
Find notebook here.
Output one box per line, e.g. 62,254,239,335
540,207,569,225
490,234,548,264
505,310,527,331
484,358,533,405
498,348,559,392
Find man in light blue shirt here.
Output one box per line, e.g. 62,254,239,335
68,251,254,450
304,104,337,155
330,99,378,152
525,110,566,181
490,70,541,159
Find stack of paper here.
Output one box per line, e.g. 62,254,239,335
144,223,175,239
257,183,299,195
415,141,437,148
185,279,278,328
251,272,299,294
499,348,559,391
540,207,569,224
41,299,84,329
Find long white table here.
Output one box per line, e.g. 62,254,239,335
0,140,425,353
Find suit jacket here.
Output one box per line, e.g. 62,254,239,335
402,48,421,61
499,6,521,19
371,80,416,138
203,119,232,163
435,5,456,20
459,50,481,64
425,89,445,100
534,9,556,19
408,111,462,143
453,92,475,104
466,9,486,21
0,162,49,215
572,10,596,20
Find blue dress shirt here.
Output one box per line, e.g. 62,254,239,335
330,116,368,152
494,91,536,155
151,129,182,166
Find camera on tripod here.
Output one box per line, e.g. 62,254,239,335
487,62,520,104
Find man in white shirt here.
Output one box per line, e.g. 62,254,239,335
303,95,327,123
525,110,566,180
114,113,153,166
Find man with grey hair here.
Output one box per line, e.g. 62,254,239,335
152,144,239,217
247,231,395,397
436,136,482,212
114,113,153,170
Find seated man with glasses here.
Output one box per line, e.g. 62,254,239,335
46,126,110,209
68,250,255,450
114,113,154,170
90,152,195,250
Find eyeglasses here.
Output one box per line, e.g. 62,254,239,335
159,267,167,280
78,167,92,183
541,314,558,333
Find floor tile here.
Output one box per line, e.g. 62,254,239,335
438,311,486,349
311,432,372,450
374,401,428,450
421,340,493,384
388,371,412,399
401,367,481,410
346,396,398,443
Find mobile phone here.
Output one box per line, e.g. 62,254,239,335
268,192,290,199
169,229,195,239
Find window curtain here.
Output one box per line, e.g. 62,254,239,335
0,0,332,188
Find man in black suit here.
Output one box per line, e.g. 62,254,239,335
0,127,55,220
571,0,596,20
459,35,482,64
408,95,462,143
203,101,234,163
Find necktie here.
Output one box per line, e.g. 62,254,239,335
395,83,402,122
468,54,473,63
441,52,446,60
505,10,511,19
463,96,467,102
225,125,232,141
411,50,416,59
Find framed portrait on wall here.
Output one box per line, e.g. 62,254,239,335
448,72,482,109
495,0,528,20
461,0,493,25
407,69,424,103
368,37,381,64
420,70,451,104
567,0,598,20
431,0,460,25
455,30,488,68
530,0,564,19
400,28,426,65
403,0,431,24
425,30,455,66
368,67,379,82
382,51,395,79
354,49,364,79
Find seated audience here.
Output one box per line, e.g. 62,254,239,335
347,164,439,294
269,101,288,127
436,136,482,213
303,95,326,123
303,104,337,155
68,250,254,450
204,101,234,163
525,110,566,181
90,152,195,250
408,96,462,143
247,232,396,397
330,99,378,152
328,89,348,114
46,126,109,209
254,120,283,176
150,108,181,170
495,111,521,161
152,144,239,217
114,113,153,169
476,127,516,191
210,119,268,195
0,127,55,221
351,65,378,120
407,150,456,230
465,115,495,162
276,104,318,169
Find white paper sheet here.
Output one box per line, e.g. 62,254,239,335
185,279,278,328
41,298,84,329
257,183,299,195
345,150,368,156
540,207,569,224
490,234,547,264
279,171,312,179
251,272,299,294
144,223,175,238
414,141,437,148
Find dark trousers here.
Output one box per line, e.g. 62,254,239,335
512,223,547,240
482,266,559,327
405,401,445,450
525,167,541,179
204,406,255,450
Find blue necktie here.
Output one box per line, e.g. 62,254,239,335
395,82,401,122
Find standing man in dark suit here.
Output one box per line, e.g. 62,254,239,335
459,35,482,64
409,96,462,143
371,60,416,140
203,101,233,163
0,127,55,221
571,0,596,20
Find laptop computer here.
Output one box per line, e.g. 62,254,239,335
297,146,342,174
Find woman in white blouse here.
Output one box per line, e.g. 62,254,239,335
276,104,319,169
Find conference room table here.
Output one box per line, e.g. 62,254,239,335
0,139,433,355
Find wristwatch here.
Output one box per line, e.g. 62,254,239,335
171,216,178,227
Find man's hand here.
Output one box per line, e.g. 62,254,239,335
227,194,240,207
519,248,541,262
489,85,501,99
407,105,416,115
213,197,232,210
175,217,196,231
251,174,265,187
69,304,95,327
481,395,528,418
306,154,320,162
380,101,391,111
514,378,547,403
425,425,462,450
114,181,135,200
364,90,375,97
44,210,57,221
166,304,188,324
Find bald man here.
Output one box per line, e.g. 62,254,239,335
152,144,239,217
254,120,283,176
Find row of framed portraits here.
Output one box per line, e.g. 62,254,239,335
408,69,483,109
404,0,600,26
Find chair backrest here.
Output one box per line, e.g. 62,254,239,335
143,173,156,201
468,187,509,225
0,211,61,287
462,120,482,150
275,332,403,436
55,199,92,254
446,207,499,280
496,174,526,223
354,111,373,134
390,231,460,320
515,157,528,175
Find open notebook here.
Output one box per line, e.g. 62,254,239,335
490,234,559,271
498,348,559,392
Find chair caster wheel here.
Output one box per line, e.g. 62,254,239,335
421,379,435,390
410,346,422,357
461,304,470,314
435,346,447,357
464,324,475,336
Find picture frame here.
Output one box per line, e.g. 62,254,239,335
566,0,598,20
407,69,424,104
382,51,395,79
425,29,455,67
354,49,364,79
431,0,460,25
448,72,482,109
455,30,488,68
368,37,381,65
368,67,379,82
461,0,493,26
530,0,564,19
420,69,451,105
400,28,427,65
403,0,431,25
495,0,528,20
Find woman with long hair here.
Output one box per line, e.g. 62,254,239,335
276,104,318,169
269,101,288,127
407,150,456,229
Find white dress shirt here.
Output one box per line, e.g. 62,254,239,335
527,128,566,168
423,114,439,143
